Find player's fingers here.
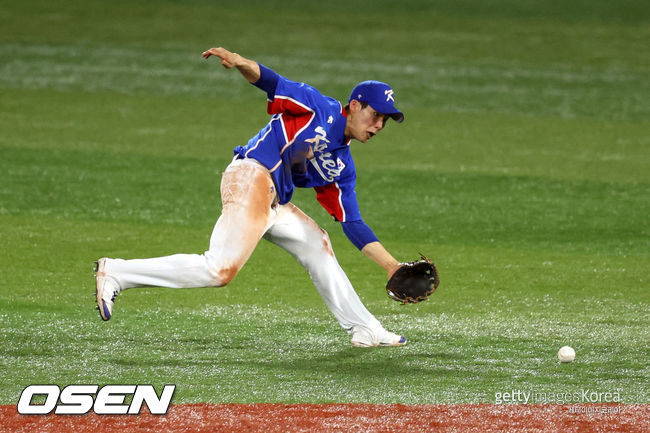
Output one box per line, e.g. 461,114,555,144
202,47,238,68
202,47,226,60
221,52,240,69
202,48,220,60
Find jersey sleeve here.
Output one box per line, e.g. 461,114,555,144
252,64,327,117
315,181,379,250
341,220,379,250
252,63,279,98
314,180,361,223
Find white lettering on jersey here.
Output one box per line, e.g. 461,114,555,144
305,126,344,182
305,126,330,148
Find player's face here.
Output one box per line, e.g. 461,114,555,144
346,101,389,143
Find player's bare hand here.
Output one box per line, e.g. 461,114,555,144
202,47,260,83
202,47,241,69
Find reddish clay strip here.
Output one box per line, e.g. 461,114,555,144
1,403,647,432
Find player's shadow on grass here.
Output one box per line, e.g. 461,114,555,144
108,335,465,378
227,347,468,381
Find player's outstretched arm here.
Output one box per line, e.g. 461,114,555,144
202,47,261,83
361,241,401,279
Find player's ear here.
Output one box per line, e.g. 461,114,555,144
349,99,362,114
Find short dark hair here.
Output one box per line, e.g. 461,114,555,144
344,101,368,112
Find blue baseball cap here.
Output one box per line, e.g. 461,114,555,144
349,80,404,123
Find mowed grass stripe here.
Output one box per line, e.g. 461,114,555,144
1,145,647,255
0,297,647,403
1,42,648,120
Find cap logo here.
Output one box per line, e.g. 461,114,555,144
384,89,394,102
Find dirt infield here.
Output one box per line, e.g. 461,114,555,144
1,403,647,432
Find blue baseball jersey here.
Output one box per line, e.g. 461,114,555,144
233,64,362,223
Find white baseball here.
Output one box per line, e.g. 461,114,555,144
558,346,576,363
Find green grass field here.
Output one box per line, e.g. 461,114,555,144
1,0,648,405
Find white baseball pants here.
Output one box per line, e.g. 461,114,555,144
104,159,387,336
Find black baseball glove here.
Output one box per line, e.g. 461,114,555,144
386,253,439,304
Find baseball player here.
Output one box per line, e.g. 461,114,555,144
95,47,407,347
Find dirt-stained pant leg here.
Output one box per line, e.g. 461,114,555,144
262,203,385,334
105,160,275,289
